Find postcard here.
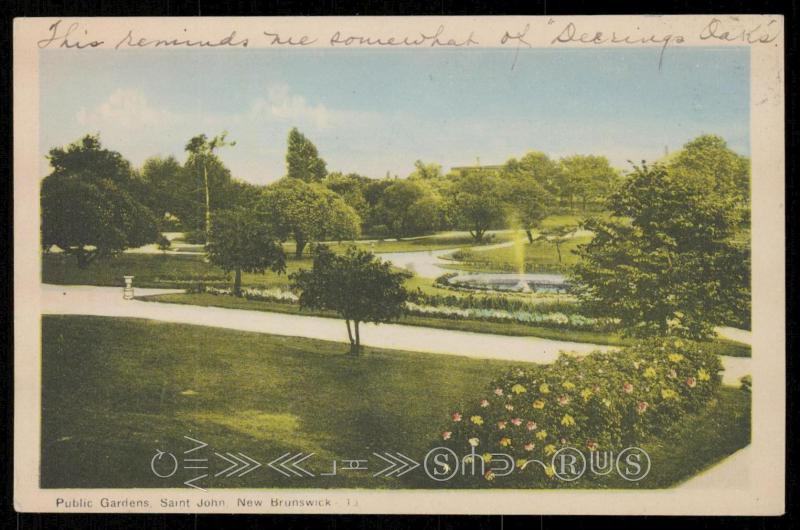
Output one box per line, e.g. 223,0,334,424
13,15,785,514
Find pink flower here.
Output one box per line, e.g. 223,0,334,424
524,442,535,451
623,382,634,394
526,421,537,431
494,388,504,396
497,420,507,430
558,395,571,406
586,440,598,451
637,401,649,413
686,377,697,388
480,399,490,408
511,417,522,426
442,431,452,440
452,412,462,422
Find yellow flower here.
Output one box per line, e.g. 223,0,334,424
602,398,612,408
539,383,550,394
482,453,493,463
536,430,548,440
661,388,679,400
544,444,557,456
562,381,576,390
499,437,512,447
673,339,684,348
516,458,529,469
698,368,711,381
644,367,657,379
532,399,545,409
511,383,527,394
561,414,576,427
668,353,685,363
544,464,556,478
580,388,593,401
470,415,484,425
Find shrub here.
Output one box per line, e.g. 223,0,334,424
183,229,207,244
435,337,722,485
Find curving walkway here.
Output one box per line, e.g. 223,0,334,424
41,284,750,385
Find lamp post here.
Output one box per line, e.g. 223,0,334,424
123,275,135,300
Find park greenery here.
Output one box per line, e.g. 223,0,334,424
41,127,752,344
290,246,411,355
39,123,754,488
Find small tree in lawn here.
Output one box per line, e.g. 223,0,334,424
290,246,410,356
541,225,577,264
206,208,286,296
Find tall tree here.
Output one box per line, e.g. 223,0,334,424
570,163,749,339
502,174,552,243
185,132,236,239
286,127,327,182
377,180,442,239
41,135,159,267
206,208,286,296
290,246,410,356
447,171,506,242
559,155,620,211
408,160,443,180
260,178,360,258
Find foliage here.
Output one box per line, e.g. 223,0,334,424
377,179,443,238
260,178,361,257
570,163,750,339
559,155,620,211
206,208,286,295
447,171,507,241
290,245,410,355
286,127,327,182
41,135,160,267
437,337,722,484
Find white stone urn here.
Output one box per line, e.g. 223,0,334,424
123,275,135,300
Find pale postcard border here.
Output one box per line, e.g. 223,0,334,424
13,15,786,515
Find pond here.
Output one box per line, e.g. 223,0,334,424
445,272,569,293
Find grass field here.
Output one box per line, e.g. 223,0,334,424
42,316,750,489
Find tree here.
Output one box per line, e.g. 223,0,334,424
286,127,327,182
377,180,441,239
324,172,370,221
570,163,749,339
559,155,620,211
139,156,185,223
290,246,410,355
206,208,286,296
540,225,577,263
185,132,236,239
502,174,552,243
41,135,160,267
668,134,750,221
447,171,506,242
260,178,360,258
408,160,443,180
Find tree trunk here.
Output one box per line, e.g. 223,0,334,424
233,268,242,296
295,236,306,258
203,162,212,241
555,241,562,263
352,320,361,356
525,229,534,244
346,319,354,348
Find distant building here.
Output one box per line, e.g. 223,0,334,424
450,157,504,175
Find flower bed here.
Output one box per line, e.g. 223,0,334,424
436,338,722,484
405,302,611,330
188,284,299,303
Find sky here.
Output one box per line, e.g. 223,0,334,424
39,46,749,184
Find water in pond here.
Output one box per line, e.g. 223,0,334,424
446,272,569,293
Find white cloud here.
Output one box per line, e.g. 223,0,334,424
76,89,174,129
251,84,333,129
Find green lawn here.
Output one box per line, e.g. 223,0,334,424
42,316,750,489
